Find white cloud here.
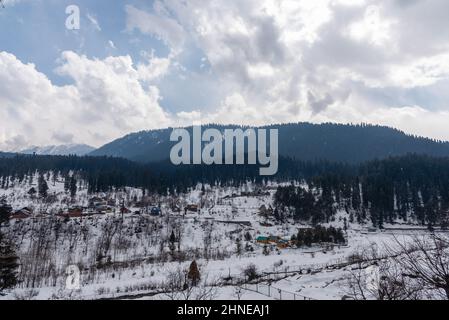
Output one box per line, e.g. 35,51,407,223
346,5,396,46
387,53,449,88
0,51,171,150
4,0,449,151
123,0,449,141
125,4,185,55
137,51,171,82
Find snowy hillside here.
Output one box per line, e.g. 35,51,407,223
0,174,446,300
20,144,95,156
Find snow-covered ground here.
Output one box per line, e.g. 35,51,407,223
0,175,443,300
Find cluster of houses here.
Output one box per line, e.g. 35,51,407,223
256,235,291,249
6,196,202,221
7,207,56,220
8,206,164,221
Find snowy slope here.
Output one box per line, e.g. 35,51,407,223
20,144,95,156
0,177,443,300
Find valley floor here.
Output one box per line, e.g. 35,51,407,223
0,176,445,300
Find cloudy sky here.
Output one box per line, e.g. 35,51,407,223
1,0,449,150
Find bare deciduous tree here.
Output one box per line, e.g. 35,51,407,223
389,234,449,299
346,234,449,300
163,267,217,300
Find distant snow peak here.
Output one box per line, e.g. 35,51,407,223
21,144,95,156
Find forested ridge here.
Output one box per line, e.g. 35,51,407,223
275,155,449,227
90,123,449,164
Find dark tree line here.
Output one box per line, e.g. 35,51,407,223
292,225,346,247
275,155,449,227
0,154,351,195
2,154,449,227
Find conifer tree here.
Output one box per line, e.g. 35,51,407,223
187,260,200,286
169,230,176,252
38,174,48,198
0,201,18,295
0,199,11,224
0,233,19,295
70,176,77,198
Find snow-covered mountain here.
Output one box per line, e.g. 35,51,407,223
20,144,95,156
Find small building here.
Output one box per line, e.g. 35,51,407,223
256,236,270,244
57,210,83,219
34,213,49,219
95,205,112,214
10,208,32,220
185,204,198,213
88,197,103,207
68,207,83,215
150,207,162,216
120,207,132,214
277,239,290,249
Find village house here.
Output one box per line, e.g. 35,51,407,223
57,211,83,219
10,207,33,220
68,207,83,215
120,207,132,214
256,236,270,244
34,213,50,219
276,239,290,249
185,204,198,213
256,235,291,248
95,205,113,214
88,196,103,207
150,206,162,216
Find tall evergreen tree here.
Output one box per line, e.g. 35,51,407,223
0,199,11,224
38,174,49,198
64,174,70,193
187,260,200,286
169,230,176,253
27,187,36,198
0,201,18,295
70,175,77,198
0,233,19,295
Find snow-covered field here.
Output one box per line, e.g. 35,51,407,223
0,175,442,300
